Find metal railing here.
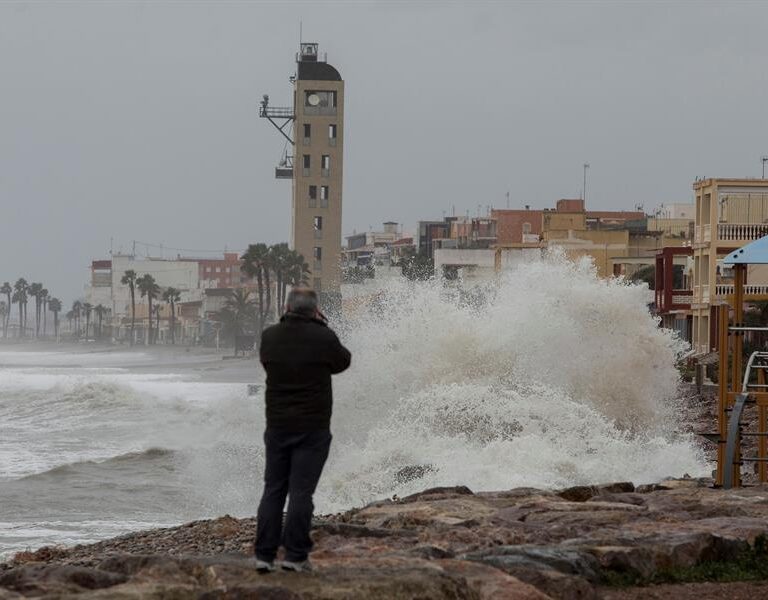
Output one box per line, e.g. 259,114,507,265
259,106,294,119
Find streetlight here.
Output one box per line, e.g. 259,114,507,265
583,163,590,203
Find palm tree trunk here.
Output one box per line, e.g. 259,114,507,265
256,270,265,331
264,268,272,324
170,302,176,344
147,297,152,345
130,287,135,346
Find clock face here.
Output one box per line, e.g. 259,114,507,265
307,93,321,106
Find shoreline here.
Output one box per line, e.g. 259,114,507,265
2,478,768,599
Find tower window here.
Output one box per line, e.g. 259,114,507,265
320,185,329,207
304,124,311,138
314,216,323,230
328,124,337,146
321,155,330,176
302,154,310,177
313,247,322,260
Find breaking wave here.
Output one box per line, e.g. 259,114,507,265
321,252,704,510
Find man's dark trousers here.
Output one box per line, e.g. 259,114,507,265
255,428,332,562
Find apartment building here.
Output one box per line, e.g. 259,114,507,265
690,178,768,355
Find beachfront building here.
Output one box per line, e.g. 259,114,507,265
690,178,768,355
260,42,345,312
343,222,401,267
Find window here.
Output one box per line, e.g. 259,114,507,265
321,155,330,176
216,267,221,273
308,185,317,208
303,154,311,176
206,266,211,273
314,216,323,239
313,247,322,271
328,124,337,146
304,90,337,108
313,277,322,292
303,123,311,146
320,185,329,207
523,222,531,234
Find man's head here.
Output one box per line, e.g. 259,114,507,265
286,288,319,318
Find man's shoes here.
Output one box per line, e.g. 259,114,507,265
280,559,313,573
255,559,276,573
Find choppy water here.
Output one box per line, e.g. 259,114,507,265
0,254,707,559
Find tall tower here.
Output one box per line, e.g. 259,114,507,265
260,42,344,312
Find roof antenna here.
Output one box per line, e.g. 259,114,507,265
299,20,302,45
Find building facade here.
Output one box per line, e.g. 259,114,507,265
690,178,768,355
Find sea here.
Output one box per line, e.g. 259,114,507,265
0,254,708,559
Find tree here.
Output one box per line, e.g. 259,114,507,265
28,283,42,338
136,274,159,344
0,302,5,337
82,303,93,339
121,270,137,345
217,288,256,350
162,287,181,344
49,297,62,340
0,282,10,338
40,288,49,337
241,243,272,331
71,301,82,337
629,264,655,290
94,304,107,340
13,279,28,337
267,244,310,314
65,309,75,335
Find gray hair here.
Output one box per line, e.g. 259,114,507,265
286,288,318,316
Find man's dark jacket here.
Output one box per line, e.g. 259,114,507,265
259,313,351,431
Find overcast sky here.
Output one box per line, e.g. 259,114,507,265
2,1,768,303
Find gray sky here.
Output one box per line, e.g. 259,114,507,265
2,1,768,304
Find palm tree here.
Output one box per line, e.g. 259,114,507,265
94,304,108,340
121,270,137,345
0,282,10,338
13,279,28,337
40,289,49,337
268,243,289,314
218,288,256,352
28,283,42,338
136,274,159,344
0,302,5,337
82,303,93,339
162,287,181,344
49,298,62,341
65,310,75,336
241,243,271,331
154,304,161,342
71,301,83,337
284,249,310,308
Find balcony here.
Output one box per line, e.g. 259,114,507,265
717,223,768,242
715,283,768,298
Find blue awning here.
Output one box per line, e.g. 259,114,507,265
723,234,768,264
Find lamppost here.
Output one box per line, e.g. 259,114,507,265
583,163,590,203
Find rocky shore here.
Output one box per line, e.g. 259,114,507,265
3,477,768,599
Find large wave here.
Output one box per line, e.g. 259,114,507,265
320,253,704,510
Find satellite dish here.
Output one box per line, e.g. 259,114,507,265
307,93,320,106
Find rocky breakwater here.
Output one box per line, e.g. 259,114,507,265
3,478,768,599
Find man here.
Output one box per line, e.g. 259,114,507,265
255,288,351,573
